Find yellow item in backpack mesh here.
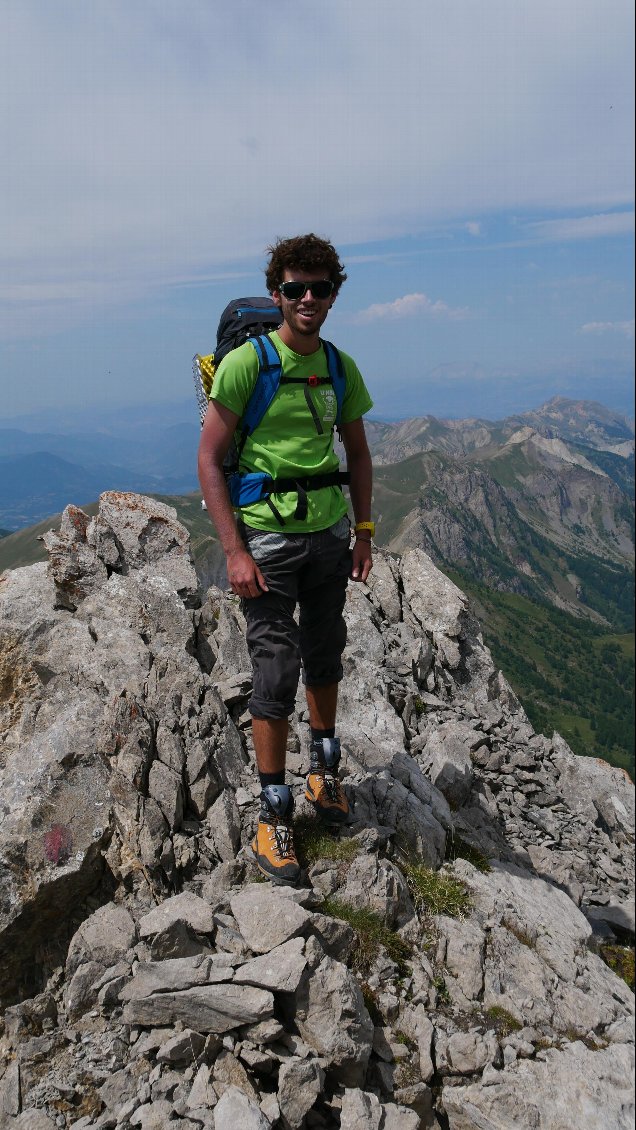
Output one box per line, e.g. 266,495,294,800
199,354,215,398
192,353,217,425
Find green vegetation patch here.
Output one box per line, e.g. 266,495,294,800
293,816,359,868
599,944,635,991
485,1006,523,1037
449,571,635,778
322,898,411,976
401,860,471,919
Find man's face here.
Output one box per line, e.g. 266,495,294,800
272,269,336,339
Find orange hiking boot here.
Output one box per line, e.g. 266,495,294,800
251,785,300,886
305,737,350,824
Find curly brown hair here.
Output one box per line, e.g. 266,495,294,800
264,233,347,295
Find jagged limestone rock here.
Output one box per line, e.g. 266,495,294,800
138,891,216,939
0,493,633,1129
293,955,374,1086
122,982,274,1033
443,1042,635,1130
233,937,308,994
277,1056,325,1128
332,852,414,928
229,887,312,954
213,1084,271,1129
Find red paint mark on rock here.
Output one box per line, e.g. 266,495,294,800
44,824,73,865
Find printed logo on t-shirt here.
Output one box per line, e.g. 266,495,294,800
322,387,337,424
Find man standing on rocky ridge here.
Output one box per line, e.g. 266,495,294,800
198,233,374,886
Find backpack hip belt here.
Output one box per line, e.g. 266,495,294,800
227,469,351,524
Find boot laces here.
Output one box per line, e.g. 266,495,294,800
318,772,343,804
268,817,296,860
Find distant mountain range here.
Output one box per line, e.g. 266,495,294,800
367,399,634,628
0,421,201,529
1,396,633,775
2,395,633,625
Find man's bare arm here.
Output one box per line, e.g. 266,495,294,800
197,401,268,597
341,417,373,583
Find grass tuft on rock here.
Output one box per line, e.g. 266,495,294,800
293,816,359,868
485,1005,523,1037
322,898,411,976
401,859,471,919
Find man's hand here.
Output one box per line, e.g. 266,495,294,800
227,547,269,598
350,538,372,583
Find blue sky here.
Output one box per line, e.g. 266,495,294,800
0,0,634,425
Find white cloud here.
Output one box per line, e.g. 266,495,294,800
0,0,633,340
354,293,469,324
581,319,635,338
465,223,482,237
527,213,635,242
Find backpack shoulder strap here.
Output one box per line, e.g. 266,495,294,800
239,334,282,440
321,340,346,425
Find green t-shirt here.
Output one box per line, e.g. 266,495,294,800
210,331,373,532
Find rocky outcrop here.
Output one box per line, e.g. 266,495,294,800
0,492,633,1129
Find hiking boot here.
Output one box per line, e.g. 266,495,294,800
251,785,300,886
305,737,349,824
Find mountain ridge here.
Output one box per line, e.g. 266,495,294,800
1,397,633,533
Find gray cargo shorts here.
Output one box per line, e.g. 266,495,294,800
239,516,352,720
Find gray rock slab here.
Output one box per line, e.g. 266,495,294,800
213,1084,272,1129
334,852,414,928
12,1111,58,1130
351,773,447,867
381,1105,421,1130
156,1028,207,1065
213,1048,260,1103
206,788,241,862
150,918,213,960
187,1064,217,1112
234,937,307,993
294,955,374,1087
129,1098,175,1128
138,892,216,938
276,1054,326,1128
419,722,482,809
122,983,273,1032
437,915,486,1003
229,887,312,953
340,1087,383,1130
120,954,235,999
444,1028,500,1075
587,899,635,940
401,548,469,637
389,750,452,828
66,904,136,977
442,1041,635,1130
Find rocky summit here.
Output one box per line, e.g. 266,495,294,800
0,491,633,1130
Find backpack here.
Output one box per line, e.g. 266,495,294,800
193,296,283,424
193,297,350,524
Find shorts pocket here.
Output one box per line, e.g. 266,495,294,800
243,530,289,562
327,515,351,541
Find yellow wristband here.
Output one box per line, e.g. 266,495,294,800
354,521,375,536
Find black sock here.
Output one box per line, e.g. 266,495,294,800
259,770,286,790
311,727,336,741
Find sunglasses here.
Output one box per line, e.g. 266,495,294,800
278,280,335,301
